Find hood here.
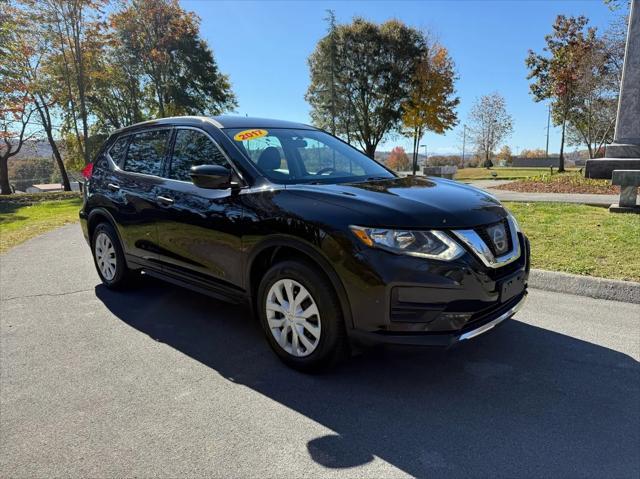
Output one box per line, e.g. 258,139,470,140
286,176,507,229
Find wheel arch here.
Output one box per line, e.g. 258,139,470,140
87,208,125,251
246,236,354,329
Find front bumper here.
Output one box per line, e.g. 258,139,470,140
340,232,530,346
348,291,527,347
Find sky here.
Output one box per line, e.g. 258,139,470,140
183,0,624,156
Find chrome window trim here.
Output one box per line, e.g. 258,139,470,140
452,216,521,269
106,127,174,179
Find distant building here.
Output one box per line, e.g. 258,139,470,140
26,182,80,193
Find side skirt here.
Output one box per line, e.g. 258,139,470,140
127,256,248,305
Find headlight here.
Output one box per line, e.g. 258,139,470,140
506,211,521,233
350,226,464,261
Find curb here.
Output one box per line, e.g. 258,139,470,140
529,269,640,304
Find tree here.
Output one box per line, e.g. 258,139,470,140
110,0,236,118
401,42,459,174
564,16,625,159
89,30,146,131
467,93,513,168
307,18,425,158
496,145,513,165
12,4,72,190
520,148,548,158
526,15,601,171
387,146,411,171
429,155,463,167
8,157,56,192
35,0,108,165
0,2,36,194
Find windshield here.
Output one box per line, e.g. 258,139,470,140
224,128,395,184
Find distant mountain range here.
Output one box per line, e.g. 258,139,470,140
9,140,65,160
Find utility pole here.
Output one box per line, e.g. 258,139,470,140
326,10,337,136
545,103,551,159
461,124,467,166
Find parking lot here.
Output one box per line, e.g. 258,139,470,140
1,225,639,478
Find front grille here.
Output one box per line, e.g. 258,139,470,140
475,218,513,258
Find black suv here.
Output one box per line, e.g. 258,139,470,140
81,116,530,371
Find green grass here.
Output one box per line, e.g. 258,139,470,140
0,197,83,253
505,202,640,282
455,167,578,181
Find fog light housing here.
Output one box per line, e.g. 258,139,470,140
440,312,472,329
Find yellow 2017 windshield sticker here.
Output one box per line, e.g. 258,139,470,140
233,129,268,141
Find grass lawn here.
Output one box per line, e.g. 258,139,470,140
505,202,640,282
0,197,83,253
455,167,577,181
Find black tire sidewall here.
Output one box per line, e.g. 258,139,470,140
257,260,347,371
91,223,128,288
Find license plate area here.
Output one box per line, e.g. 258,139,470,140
500,272,526,302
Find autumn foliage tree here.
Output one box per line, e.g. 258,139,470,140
33,0,109,165
386,146,411,171
0,2,36,194
307,18,426,158
526,15,602,171
111,0,236,118
401,42,459,174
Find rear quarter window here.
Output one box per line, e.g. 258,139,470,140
108,136,129,166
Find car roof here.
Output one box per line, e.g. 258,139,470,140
113,115,317,135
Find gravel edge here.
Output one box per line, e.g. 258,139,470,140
529,269,640,304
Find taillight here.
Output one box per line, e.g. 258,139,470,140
82,162,93,179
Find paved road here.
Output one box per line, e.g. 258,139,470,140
1,225,639,478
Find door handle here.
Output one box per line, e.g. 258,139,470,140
107,183,120,192
156,195,174,206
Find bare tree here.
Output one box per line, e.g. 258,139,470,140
467,93,513,167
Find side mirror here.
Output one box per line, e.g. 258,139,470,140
190,164,232,189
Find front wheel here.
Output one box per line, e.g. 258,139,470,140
257,260,350,372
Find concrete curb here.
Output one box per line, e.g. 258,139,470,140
529,269,640,304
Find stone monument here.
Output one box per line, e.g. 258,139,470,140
586,0,640,179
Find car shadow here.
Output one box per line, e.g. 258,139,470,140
95,280,640,478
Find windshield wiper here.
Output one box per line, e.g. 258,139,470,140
364,176,393,181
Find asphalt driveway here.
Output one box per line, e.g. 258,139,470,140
1,225,639,478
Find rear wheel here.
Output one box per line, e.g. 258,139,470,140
257,260,349,372
91,222,137,289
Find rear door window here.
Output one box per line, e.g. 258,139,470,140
169,129,229,182
123,130,171,176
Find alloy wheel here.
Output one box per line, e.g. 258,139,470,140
265,279,321,357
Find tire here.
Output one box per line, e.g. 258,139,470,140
91,222,137,290
257,260,350,372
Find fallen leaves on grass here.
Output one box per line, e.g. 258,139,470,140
494,173,618,194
